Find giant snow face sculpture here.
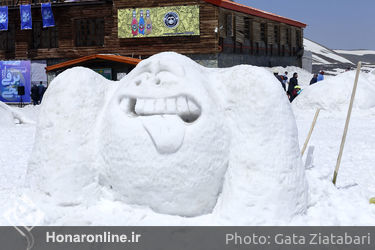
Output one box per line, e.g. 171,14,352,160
97,58,230,216
27,52,307,224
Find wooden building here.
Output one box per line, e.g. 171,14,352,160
0,0,306,80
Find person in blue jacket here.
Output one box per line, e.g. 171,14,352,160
317,71,325,82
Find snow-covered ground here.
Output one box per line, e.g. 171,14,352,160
304,38,353,65
335,50,375,56
0,59,374,226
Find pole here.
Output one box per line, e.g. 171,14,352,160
332,61,362,185
301,108,321,156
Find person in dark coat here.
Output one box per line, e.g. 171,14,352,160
310,74,318,85
30,84,39,106
288,73,298,101
37,82,46,104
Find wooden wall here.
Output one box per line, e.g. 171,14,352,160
0,0,304,61
218,8,304,56
0,0,219,60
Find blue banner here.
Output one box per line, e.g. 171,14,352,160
0,61,31,103
20,5,32,30
0,6,8,31
41,3,55,28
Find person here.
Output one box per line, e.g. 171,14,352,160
287,72,298,101
317,71,324,82
290,85,302,102
283,71,288,86
30,84,39,106
273,70,286,91
38,81,46,104
310,74,318,85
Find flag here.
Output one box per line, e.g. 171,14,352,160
20,5,32,30
0,6,8,31
41,3,55,28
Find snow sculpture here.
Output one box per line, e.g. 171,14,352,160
27,52,307,222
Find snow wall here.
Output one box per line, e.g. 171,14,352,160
0,101,15,126
27,52,307,223
293,71,375,111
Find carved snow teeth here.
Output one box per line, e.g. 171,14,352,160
120,96,201,123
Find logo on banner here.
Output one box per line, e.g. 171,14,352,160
3,194,45,250
0,6,8,31
163,12,179,29
20,5,32,30
41,3,55,28
0,61,31,103
118,5,199,38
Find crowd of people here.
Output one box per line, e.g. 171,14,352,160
273,69,325,102
30,82,47,105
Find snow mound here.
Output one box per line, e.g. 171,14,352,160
27,52,307,224
0,102,14,126
0,101,36,126
304,38,353,65
293,71,375,111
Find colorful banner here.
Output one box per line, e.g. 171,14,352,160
41,3,55,28
0,61,31,103
118,5,200,38
20,5,32,30
0,6,8,31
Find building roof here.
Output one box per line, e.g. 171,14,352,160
203,0,306,28
46,54,142,72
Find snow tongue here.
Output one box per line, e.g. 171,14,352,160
140,115,186,154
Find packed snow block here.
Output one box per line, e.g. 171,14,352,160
27,67,109,203
27,52,307,221
0,101,15,126
0,101,35,126
293,71,375,111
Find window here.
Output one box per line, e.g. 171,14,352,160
0,23,15,51
75,18,104,47
274,25,280,55
296,30,301,48
244,17,250,39
286,28,291,44
274,25,280,44
260,23,266,43
226,14,234,37
32,21,58,49
255,42,260,55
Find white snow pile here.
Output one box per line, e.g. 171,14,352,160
0,101,35,126
293,71,375,111
335,50,375,56
304,38,353,65
26,52,307,225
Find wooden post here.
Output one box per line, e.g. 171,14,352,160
332,61,362,185
301,108,321,156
